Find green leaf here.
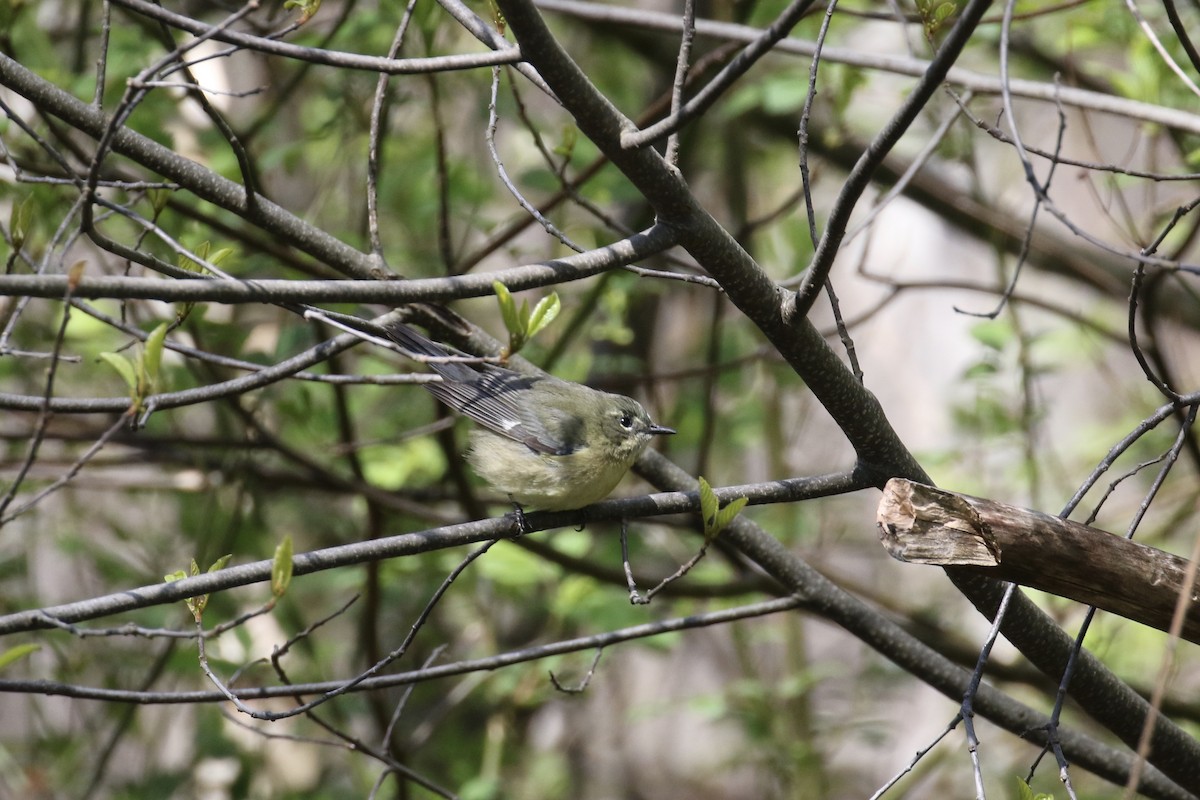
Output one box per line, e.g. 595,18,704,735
165,556,228,621
491,282,561,354
713,496,749,534
271,536,294,598
147,187,171,217
208,247,235,269
493,281,520,336
143,322,169,392
182,558,206,617
962,361,998,380
526,292,561,340
178,241,212,275
9,195,33,250
165,568,202,618
553,124,577,158
99,352,138,395
699,476,719,530
174,243,233,323
283,0,321,23
1014,776,1056,800
0,643,39,672
697,476,746,540
970,319,1013,351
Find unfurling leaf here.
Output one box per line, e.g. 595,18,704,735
9,195,34,250
526,292,561,340
272,535,294,598
283,0,322,23
143,322,169,393
698,476,746,541
493,281,560,355
699,476,719,530
147,187,171,217
0,643,40,672
713,496,749,534
99,352,138,395
494,281,520,337
207,554,232,573
164,555,231,621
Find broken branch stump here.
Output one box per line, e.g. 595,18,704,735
876,478,1200,644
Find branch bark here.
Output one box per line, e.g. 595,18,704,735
491,2,1200,790
878,478,1200,644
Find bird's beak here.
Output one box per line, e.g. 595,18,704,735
648,424,676,436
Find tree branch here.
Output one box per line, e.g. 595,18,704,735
0,471,856,635
877,479,1200,644
535,0,1200,135
493,3,1200,789
0,225,678,304
108,0,522,74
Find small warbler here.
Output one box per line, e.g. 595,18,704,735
385,322,674,511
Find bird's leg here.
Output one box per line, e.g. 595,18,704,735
507,495,530,535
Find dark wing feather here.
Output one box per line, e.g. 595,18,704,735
383,322,480,384
425,368,581,455
385,322,578,455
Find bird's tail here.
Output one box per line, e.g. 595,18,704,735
382,321,482,383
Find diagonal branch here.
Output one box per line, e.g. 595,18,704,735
495,0,925,483
493,0,1200,791
792,0,992,319
0,472,857,635
0,225,679,305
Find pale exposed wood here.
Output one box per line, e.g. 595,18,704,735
877,478,1200,645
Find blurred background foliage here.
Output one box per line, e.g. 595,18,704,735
1,0,1199,798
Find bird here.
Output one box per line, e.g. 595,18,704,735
384,321,674,512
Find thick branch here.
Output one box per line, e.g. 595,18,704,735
494,2,1200,789
0,472,852,635
0,226,677,304
878,479,1200,644
634,452,1195,800
496,0,925,482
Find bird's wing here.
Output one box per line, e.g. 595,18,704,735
383,322,481,384
424,368,582,456
383,323,581,455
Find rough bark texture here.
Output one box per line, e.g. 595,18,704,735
879,478,1200,644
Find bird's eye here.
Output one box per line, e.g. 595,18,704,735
619,413,635,429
